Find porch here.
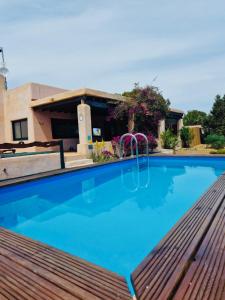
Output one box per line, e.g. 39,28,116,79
31,88,127,155
31,88,184,156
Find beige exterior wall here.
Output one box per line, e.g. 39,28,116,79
0,79,184,155
0,153,61,180
33,110,78,151
0,75,6,143
30,82,67,100
3,83,35,144
0,81,71,150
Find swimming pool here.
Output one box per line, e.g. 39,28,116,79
0,156,225,290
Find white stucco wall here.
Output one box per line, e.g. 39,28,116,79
0,153,61,180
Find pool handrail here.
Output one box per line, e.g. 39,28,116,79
134,133,149,156
119,133,139,159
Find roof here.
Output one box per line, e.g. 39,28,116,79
169,107,184,115
31,88,126,108
30,86,184,115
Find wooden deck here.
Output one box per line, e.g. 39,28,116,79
1,160,225,299
174,194,225,300
0,227,131,300
131,173,225,300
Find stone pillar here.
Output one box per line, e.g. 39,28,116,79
177,118,183,132
177,118,184,148
77,102,93,156
0,75,6,143
157,119,165,149
128,113,134,132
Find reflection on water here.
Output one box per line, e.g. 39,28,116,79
0,156,225,290
0,158,189,226
121,158,151,192
120,159,187,209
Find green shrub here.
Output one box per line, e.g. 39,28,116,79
205,134,225,149
161,129,179,150
210,149,225,154
180,127,193,148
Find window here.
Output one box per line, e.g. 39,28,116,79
12,119,28,141
51,118,78,139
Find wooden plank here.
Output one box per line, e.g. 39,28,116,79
131,174,225,300
0,229,128,292
0,228,126,286
0,141,60,149
173,196,225,299
0,256,71,300
0,228,131,300
0,282,23,300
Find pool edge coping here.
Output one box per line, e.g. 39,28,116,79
1,153,225,188
0,156,138,188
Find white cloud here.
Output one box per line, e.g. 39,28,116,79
1,0,225,112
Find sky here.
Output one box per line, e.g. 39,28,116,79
1,0,225,113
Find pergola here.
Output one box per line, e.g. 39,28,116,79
31,88,184,154
31,88,128,154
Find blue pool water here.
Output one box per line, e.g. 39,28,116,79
0,156,225,290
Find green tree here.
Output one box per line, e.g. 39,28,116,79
108,83,170,135
183,110,207,126
205,134,225,149
208,95,225,135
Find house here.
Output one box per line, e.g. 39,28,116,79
0,74,184,155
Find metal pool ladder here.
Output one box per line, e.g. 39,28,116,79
134,133,149,157
120,133,150,191
119,132,149,159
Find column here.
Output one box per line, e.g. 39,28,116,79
77,102,93,155
128,113,134,132
157,119,165,149
177,118,183,148
177,118,183,132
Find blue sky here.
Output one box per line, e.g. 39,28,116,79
1,0,225,112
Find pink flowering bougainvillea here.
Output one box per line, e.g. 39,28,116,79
108,83,170,136
112,133,157,157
